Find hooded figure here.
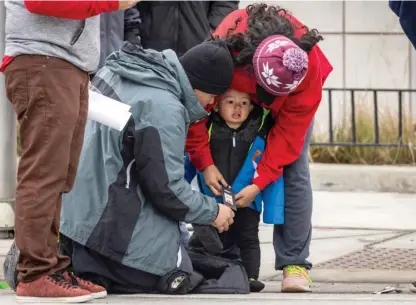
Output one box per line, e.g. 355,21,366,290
56,40,242,294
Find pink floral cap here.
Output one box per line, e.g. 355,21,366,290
253,35,309,96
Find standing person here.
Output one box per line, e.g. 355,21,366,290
1,0,138,302
186,3,333,293
91,6,141,79
189,87,286,292
136,1,239,56
389,0,416,293
389,1,416,50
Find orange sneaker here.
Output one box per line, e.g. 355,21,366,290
16,273,92,303
63,272,107,299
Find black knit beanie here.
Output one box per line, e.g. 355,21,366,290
179,40,234,95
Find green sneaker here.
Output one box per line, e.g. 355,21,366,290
281,265,312,293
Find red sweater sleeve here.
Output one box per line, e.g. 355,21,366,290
185,117,214,171
185,102,217,171
24,1,119,20
252,49,326,190
213,9,248,36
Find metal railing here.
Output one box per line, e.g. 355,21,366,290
311,88,416,148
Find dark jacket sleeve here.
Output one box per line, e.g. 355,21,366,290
133,109,219,225
124,6,142,45
207,1,239,30
389,0,401,17
389,0,416,50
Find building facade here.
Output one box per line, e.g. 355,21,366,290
241,1,413,138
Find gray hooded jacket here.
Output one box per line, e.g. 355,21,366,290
60,42,219,277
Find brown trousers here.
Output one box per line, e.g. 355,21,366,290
4,55,89,283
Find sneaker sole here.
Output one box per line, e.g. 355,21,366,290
91,290,107,299
16,294,93,303
281,285,312,293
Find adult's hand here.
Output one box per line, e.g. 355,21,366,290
212,204,234,233
118,1,140,10
202,165,228,196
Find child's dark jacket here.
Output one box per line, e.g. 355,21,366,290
193,105,284,224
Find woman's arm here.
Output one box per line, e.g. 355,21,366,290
185,116,214,172
252,47,332,190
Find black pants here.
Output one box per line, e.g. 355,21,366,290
59,234,161,294
219,208,260,279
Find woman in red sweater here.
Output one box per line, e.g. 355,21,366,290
186,3,333,292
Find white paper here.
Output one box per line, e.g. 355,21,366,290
89,90,131,112
88,90,132,131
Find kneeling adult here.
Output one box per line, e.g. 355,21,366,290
59,40,236,294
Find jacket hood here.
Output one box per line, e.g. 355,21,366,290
104,42,208,123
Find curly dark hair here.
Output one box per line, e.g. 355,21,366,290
218,3,323,68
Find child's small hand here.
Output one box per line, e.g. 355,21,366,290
235,184,260,208
202,165,228,196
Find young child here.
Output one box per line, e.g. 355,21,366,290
191,88,285,292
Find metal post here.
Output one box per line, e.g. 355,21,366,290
0,2,16,232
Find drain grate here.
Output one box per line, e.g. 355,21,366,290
314,247,416,270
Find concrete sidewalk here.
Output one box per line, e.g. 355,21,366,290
10,158,416,193
1,190,416,299
310,163,416,194
1,289,416,305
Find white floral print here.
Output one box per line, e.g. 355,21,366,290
266,40,289,54
261,62,282,87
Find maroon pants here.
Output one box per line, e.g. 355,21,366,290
4,55,89,283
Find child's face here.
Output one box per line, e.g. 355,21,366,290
217,89,252,128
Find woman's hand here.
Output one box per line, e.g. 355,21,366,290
235,184,260,208
202,165,228,196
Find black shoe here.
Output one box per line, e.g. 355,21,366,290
249,278,265,292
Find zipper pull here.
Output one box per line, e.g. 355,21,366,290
232,132,236,147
